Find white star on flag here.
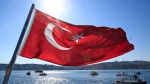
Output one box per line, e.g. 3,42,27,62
72,33,84,43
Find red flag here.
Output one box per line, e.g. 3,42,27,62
19,9,134,66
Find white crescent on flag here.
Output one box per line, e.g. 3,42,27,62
44,23,72,50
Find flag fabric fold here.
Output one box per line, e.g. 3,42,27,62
19,9,134,66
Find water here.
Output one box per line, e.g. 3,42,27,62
0,69,150,84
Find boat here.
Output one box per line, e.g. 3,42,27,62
91,71,98,76
26,71,31,75
135,71,141,75
34,69,43,73
113,71,147,84
39,72,47,76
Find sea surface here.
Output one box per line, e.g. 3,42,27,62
0,69,150,84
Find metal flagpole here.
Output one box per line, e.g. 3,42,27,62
3,4,35,84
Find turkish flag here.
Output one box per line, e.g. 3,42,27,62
19,9,134,66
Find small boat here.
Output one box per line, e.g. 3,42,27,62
113,71,147,84
34,69,43,73
91,71,98,76
26,71,31,75
135,71,141,75
39,72,47,76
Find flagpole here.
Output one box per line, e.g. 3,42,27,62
3,4,35,84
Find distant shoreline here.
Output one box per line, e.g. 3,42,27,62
1,61,150,70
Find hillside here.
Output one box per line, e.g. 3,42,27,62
0,61,150,70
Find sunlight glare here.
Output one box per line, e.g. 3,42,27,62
39,0,67,17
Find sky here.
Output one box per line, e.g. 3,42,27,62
0,0,150,65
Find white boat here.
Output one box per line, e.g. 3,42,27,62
113,71,147,84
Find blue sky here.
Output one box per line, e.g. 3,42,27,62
0,0,150,65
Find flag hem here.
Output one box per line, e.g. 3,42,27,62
17,9,36,55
